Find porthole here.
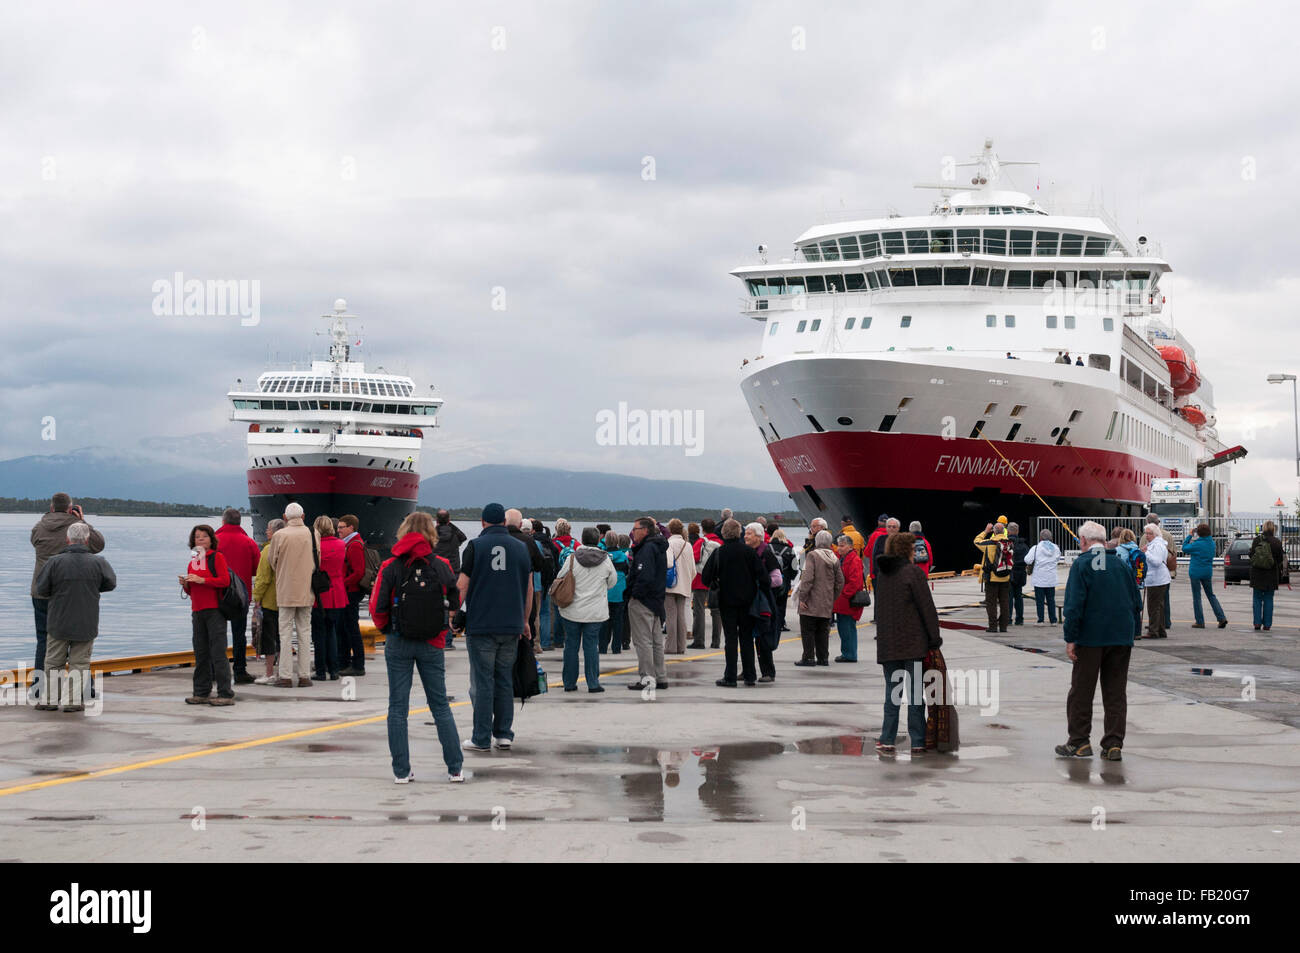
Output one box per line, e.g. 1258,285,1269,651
837,416,853,426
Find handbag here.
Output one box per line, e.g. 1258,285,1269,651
549,561,577,608
310,530,331,596
849,586,871,608
666,543,680,588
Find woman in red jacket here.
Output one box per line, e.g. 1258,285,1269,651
180,524,234,706
833,535,866,663
312,516,349,680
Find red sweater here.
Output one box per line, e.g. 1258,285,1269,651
214,524,261,589
186,550,230,612
342,533,366,593
317,536,348,609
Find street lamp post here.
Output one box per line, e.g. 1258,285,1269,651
1267,373,1299,478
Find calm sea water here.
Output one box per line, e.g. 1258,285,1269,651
1,513,807,664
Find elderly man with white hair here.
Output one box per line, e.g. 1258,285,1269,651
1056,520,1143,760
1139,523,1171,640
267,501,321,687
33,522,117,712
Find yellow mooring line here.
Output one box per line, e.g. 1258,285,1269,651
978,432,1079,543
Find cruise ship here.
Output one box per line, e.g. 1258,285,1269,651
227,300,440,549
732,141,1237,567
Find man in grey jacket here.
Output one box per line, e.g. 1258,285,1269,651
31,494,105,701
33,522,116,712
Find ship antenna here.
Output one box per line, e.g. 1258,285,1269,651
319,298,357,365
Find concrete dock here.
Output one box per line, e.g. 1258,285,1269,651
2,574,1297,862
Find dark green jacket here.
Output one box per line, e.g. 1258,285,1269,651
1062,544,1142,646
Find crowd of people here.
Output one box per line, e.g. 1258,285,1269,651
20,491,1293,777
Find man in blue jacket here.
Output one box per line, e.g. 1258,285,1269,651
1056,521,1143,761
625,517,670,691
457,503,532,752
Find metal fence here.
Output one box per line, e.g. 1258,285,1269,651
1036,515,1300,566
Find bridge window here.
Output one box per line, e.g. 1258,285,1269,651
1007,270,1031,288
971,266,990,285
1035,231,1059,255
1085,236,1110,256
1010,230,1033,255
875,269,892,287
930,229,953,252
1032,270,1054,288
915,267,941,286
805,275,825,293
785,276,806,295
944,267,970,285
988,268,1006,286
819,240,840,261
882,231,906,255
838,236,860,259
906,230,929,253
1060,233,1084,256
956,228,980,252
865,271,879,289
859,233,881,257
983,229,1006,255
844,273,866,291
888,268,916,287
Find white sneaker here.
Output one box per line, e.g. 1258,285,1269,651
253,675,275,685
448,771,465,783
462,739,490,752
394,771,414,784
494,737,513,750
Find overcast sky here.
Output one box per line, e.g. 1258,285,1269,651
2,1,1298,510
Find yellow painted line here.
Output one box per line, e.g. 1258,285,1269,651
0,637,801,799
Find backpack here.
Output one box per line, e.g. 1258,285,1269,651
1251,537,1275,571
1127,547,1147,585
779,544,798,582
393,555,447,640
209,554,250,622
359,546,382,593
912,537,930,565
537,539,557,589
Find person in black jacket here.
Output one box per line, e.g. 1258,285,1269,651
748,522,782,682
433,509,467,572
1249,521,1287,631
505,509,545,648
32,521,116,712
701,519,765,687
1007,522,1029,626
625,517,670,690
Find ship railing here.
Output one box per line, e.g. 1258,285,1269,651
1036,515,1298,565
742,290,1163,317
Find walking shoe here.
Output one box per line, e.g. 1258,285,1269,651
338,667,357,676
297,677,313,687
564,686,578,692
715,679,737,687
757,675,775,683
710,641,719,649
875,742,896,755
253,675,276,685
395,770,414,784
1254,624,1262,631
448,771,465,783
494,738,513,750
34,703,60,711
998,627,1008,633
986,626,997,633
272,678,294,687
233,672,256,685
327,673,339,681
1054,742,1093,758
817,660,830,666
1218,619,1228,628
743,679,757,687
588,686,605,694
61,704,85,713
209,697,235,706
1264,626,1271,631
185,696,210,705
834,656,857,663
627,679,648,690
462,740,490,752
1102,746,1123,761
793,659,817,667
910,748,925,756
688,642,706,649
351,669,366,676
1191,623,1205,628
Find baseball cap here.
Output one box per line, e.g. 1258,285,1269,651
481,502,506,524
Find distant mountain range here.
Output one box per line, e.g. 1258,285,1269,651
0,440,792,513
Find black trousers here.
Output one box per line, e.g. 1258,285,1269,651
193,609,233,698
1066,644,1131,749
229,605,248,674
340,591,365,670
985,581,1009,629
720,605,757,683
799,615,831,662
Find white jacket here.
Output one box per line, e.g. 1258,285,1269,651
665,534,697,597
1142,536,1171,587
556,546,618,623
1024,540,1062,588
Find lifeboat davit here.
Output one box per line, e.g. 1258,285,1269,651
1158,345,1200,397
1179,405,1207,427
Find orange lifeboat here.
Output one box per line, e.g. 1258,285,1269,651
1158,345,1191,389
1176,359,1201,398
1179,405,1206,427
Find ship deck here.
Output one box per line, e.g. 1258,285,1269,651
2,576,1296,862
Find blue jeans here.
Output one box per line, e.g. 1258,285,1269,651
1010,584,1024,625
561,617,603,690
386,634,462,776
340,592,365,670
1033,586,1058,623
33,597,48,699
1252,589,1275,628
467,633,518,746
601,600,625,653
1190,576,1225,625
538,593,552,649
311,606,341,677
835,613,858,661
879,658,927,749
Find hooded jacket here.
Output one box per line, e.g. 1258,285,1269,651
626,532,670,619
974,531,1013,583
833,548,866,620
556,545,618,623
872,554,941,663
1062,544,1142,646
369,531,460,646
1024,539,1062,588
606,546,630,602
1249,532,1286,591
700,536,763,609
31,511,105,598
665,533,698,597
33,544,117,641
794,547,843,619
1181,533,1216,580
433,521,467,573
